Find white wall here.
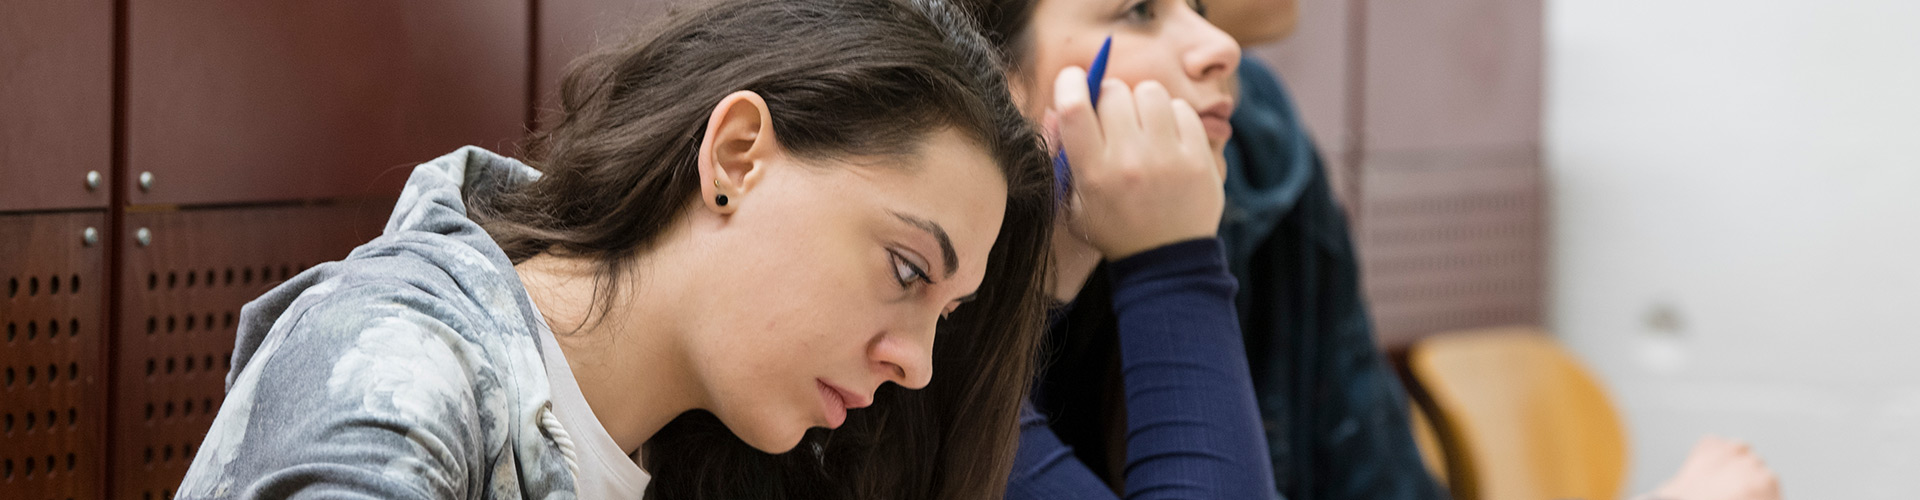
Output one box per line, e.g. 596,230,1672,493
1545,0,1920,498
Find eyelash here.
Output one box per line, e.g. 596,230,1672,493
890,250,934,290
891,249,962,320
1122,0,1155,23
1121,0,1208,24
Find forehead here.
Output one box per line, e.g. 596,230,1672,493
1031,0,1124,27
840,129,1008,273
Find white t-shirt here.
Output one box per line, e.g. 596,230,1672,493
534,316,653,498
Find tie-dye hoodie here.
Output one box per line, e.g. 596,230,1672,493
178,147,580,499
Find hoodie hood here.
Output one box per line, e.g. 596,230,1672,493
182,146,580,498
228,146,545,382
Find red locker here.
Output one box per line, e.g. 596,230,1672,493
0,1,113,212
110,202,391,500
125,1,530,207
1,212,110,500
533,0,670,126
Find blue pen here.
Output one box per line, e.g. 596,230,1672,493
1054,35,1111,202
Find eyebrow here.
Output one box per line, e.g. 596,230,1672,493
891,211,958,279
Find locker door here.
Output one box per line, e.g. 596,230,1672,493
110,202,390,500
533,0,670,126
1,212,110,500
0,1,113,212
125,0,530,207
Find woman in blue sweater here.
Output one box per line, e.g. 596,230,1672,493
966,2,1782,500
959,0,1280,498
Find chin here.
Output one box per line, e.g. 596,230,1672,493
727,412,811,454
744,431,807,454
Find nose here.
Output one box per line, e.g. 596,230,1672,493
869,323,935,390
1180,9,1243,84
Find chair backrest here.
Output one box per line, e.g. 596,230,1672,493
1408,398,1451,486
1407,326,1628,500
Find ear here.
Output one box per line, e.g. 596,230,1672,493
698,91,779,214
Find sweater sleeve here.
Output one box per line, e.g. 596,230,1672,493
1009,238,1277,499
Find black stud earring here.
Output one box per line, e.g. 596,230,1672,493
716,194,729,206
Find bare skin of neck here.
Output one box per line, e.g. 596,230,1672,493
514,246,704,458
1048,218,1106,302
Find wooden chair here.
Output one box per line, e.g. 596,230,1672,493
1409,398,1450,486
1407,326,1628,500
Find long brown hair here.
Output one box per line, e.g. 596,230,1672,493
962,0,1152,489
467,0,1054,498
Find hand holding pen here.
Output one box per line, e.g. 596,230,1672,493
1046,37,1227,261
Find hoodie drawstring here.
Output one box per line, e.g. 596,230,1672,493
539,402,579,479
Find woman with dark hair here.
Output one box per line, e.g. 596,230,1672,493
955,0,1283,498
176,0,1054,498
966,2,1783,500
961,1,1444,499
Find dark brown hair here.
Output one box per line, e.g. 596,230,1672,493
961,0,1137,489
959,0,1041,81
468,0,1054,498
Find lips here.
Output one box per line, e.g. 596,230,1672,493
1197,101,1236,143
816,379,871,429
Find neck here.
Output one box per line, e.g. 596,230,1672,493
1047,223,1104,302
515,251,701,455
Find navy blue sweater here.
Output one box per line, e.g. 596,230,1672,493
1007,238,1276,499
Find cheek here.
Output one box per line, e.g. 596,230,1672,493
1025,31,1116,110
695,236,883,442
1104,43,1202,100
701,220,891,383
1016,80,1052,120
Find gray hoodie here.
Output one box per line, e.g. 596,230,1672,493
178,147,580,499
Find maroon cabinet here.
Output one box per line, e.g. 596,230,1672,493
532,0,670,126
0,1,113,212
109,202,391,500
125,0,530,206
1,212,110,500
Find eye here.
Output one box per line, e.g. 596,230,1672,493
1190,0,1208,18
889,251,934,289
1122,0,1156,23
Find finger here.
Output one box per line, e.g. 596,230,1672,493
1698,435,1734,453
1169,98,1218,180
1095,78,1141,150
1052,67,1104,165
1054,65,1092,111
1133,81,1178,141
